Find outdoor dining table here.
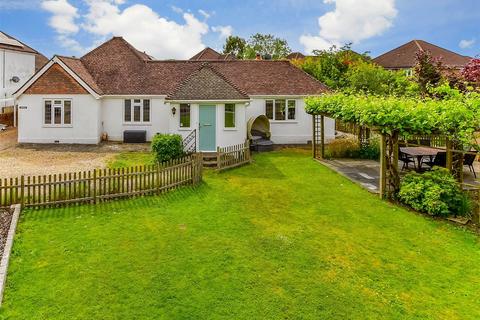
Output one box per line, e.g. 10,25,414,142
400,146,439,172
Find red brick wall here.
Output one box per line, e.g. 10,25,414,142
25,63,88,94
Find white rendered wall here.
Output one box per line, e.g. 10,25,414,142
101,97,170,142
17,94,101,144
1,50,36,109
247,97,335,144
168,102,247,151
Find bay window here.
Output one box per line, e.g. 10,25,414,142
124,99,151,123
265,99,296,121
44,99,72,126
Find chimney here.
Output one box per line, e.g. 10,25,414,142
255,53,262,60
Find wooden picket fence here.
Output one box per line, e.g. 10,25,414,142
217,141,251,171
0,154,203,209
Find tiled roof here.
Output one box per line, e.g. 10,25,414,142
286,52,306,60
57,56,103,94
190,47,236,61
167,64,249,100
23,37,329,98
373,40,472,69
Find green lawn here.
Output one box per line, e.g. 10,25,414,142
106,151,154,168
2,150,480,319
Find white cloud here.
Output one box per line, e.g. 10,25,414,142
212,25,233,39
300,0,397,53
171,5,183,14
198,9,211,19
459,39,475,49
41,0,79,34
41,0,211,59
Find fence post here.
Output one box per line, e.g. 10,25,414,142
216,147,221,170
20,175,24,208
246,139,251,163
92,169,97,204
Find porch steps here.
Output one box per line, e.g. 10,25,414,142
202,152,218,168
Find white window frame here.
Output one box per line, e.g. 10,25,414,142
123,99,151,124
224,103,236,129
43,99,73,127
265,99,297,121
179,103,192,129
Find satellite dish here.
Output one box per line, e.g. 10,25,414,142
10,76,20,83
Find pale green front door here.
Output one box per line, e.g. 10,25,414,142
199,105,216,151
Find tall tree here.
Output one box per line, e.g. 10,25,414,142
223,36,247,59
244,33,291,60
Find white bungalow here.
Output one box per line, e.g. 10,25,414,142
14,37,334,151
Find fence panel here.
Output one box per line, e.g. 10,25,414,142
0,154,203,209
217,141,251,171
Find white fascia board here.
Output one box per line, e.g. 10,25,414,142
166,99,251,104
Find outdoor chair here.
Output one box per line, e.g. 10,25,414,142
463,151,477,178
427,151,446,168
399,150,415,171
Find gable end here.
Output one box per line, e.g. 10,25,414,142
24,63,88,94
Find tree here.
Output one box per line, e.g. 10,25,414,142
244,33,291,60
462,58,480,84
223,36,246,59
345,60,418,96
413,50,443,95
292,44,367,89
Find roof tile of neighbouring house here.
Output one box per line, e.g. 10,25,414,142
23,37,329,97
0,31,49,72
373,40,472,69
286,52,306,60
189,47,236,61
167,63,249,100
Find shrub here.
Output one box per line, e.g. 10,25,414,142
151,134,184,163
358,137,380,160
398,168,472,217
325,138,360,159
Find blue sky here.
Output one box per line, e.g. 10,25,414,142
0,0,479,60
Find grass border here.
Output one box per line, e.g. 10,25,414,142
0,204,21,306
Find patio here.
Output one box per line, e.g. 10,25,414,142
319,157,480,195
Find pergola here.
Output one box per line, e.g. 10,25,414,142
307,93,480,202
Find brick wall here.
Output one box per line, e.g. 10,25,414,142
24,63,88,94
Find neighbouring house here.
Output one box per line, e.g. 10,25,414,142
190,47,236,61
286,52,306,60
373,40,472,75
14,37,333,150
0,31,48,114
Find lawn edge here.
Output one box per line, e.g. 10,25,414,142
0,204,21,306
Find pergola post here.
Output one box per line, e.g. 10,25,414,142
379,134,387,198
446,137,453,173
320,115,325,159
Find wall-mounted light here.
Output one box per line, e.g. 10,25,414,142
171,106,176,116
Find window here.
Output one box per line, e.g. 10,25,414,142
180,103,191,128
225,104,235,128
265,99,296,121
266,100,274,120
275,100,286,120
405,69,413,77
287,100,296,120
124,99,150,123
44,99,72,126
143,100,150,122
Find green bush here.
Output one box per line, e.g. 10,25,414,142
398,168,472,217
151,134,184,163
325,137,380,160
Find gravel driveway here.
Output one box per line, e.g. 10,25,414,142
0,141,150,179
